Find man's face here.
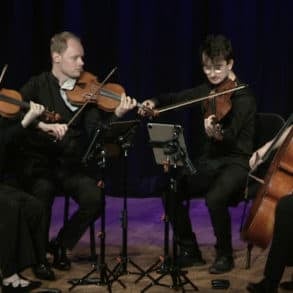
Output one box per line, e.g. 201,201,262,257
54,38,84,79
201,53,233,85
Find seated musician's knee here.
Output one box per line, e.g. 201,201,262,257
205,194,227,210
79,190,103,218
32,178,56,204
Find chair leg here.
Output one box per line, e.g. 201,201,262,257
64,195,70,225
89,222,97,261
64,195,97,261
245,243,253,269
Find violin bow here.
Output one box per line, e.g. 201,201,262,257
0,64,8,85
258,113,293,164
156,84,247,114
248,113,293,184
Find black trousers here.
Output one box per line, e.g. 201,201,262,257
0,184,46,277
164,160,247,256
25,171,103,250
264,194,293,282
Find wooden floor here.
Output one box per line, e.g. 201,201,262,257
22,245,293,293
19,197,293,292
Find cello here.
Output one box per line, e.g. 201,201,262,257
241,116,293,249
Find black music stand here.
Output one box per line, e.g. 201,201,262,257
107,121,150,283
68,120,140,292
140,123,198,292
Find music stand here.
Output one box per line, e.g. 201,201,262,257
106,120,150,283
68,120,140,292
140,123,198,292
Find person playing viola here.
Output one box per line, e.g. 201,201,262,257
17,31,137,271
0,101,67,292
247,124,293,293
139,34,256,273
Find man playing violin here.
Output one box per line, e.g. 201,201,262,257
18,31,137,271
0,101,67,292
139,34,256,274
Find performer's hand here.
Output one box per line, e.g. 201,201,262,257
204,114,223,140
204,114,216,137
21,101,45,128
137,99,155,116
37,122,68,140
162,158,171,173
249,151,264,170
114,93,137,117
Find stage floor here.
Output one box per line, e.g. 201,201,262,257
22,196,292,292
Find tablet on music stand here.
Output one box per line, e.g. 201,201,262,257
147,122,187,166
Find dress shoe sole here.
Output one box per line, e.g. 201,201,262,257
177,259,207,268
52,263,71,271
209,266,234,274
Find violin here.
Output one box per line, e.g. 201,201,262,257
0,88,61,122
203,78,236,121
66,71,155,115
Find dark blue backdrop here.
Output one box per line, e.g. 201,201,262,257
1,0,292,196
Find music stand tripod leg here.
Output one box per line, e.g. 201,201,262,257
110,145,148,283
141,171,198,292
134,193,171,284
68,150,126,292
142,123,199,291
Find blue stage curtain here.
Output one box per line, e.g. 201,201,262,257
0,0,292,196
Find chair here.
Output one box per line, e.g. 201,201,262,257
241,112,285,268
253,112,285,150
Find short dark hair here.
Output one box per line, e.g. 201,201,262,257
200,34,233,62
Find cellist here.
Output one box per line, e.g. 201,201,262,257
247,124,293,293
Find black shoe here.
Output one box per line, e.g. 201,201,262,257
2,280,42,292
49,239,71,271
155,257,173,274
209,255,234,274
33,263,56,280
177,250,206,268
34,288,62,293
247,279,278,292
280,280,293,290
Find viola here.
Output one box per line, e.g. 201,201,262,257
0,88,61,122
66,71,155,115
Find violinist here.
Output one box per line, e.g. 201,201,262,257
0,101,66,292
17,31,137,271
139,34,256,273
247,124,293,293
